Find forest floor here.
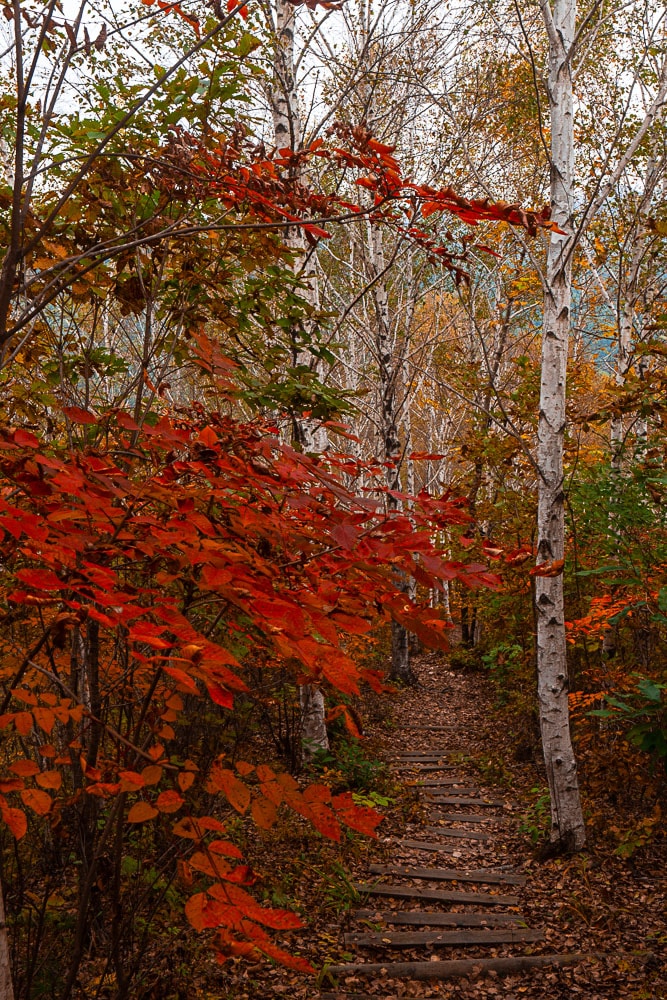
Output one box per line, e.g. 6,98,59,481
211,651,667,1000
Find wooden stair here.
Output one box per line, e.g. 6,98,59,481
321,728,586,996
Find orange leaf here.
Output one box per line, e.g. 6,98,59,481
173,815,226,839
207,766,250,814
35,770,62,790
251,796,277,830
9,760,39,777
172,816,203,840
62,405,98,424
15,568,61,590
1,805,27,839
235,761,254,777
177,771,195,792
307,802,341,841
119,770,145,792
197,426,218,447
207,683,233,709
127,801,158,823
163,665,200,696
0,779,24,793
303,783,332,804
20,788,52,816
13,429,39,448
32,708,55,734
141,764,163,786
185,892,207,931
156,790,184,813
531,558,565,577
14,712,33,736
332,791,382,837
208,839,243,858
256,941,314,974
11,689,37,706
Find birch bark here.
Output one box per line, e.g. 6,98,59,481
366,220,412,683
536,0,586,851
269,0,329,754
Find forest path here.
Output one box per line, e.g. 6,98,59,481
317,653,597,1000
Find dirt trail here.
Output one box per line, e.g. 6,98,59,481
317,653,667,1000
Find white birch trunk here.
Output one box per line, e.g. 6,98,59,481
0,878,14,1000
367,220,412,683
270,0,329,755
536,0,585,851
299,685,329,759
405,415,420,656
268,0,328,455
441,578,453,624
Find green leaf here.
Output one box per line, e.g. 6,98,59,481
636,678,663,704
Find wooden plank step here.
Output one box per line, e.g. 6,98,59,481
396,839,485,854
354,910,524,927
395,839,459,854
326,953,586,980
406,778,476,787
353,883,521,906
426,797,505,807
345,927,544,948
421,826,489,841
432,813,500,824
421,786,479,795
369,865,525,886
398,764,458,773
395,750,454,764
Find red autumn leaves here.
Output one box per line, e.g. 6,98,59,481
0,400,489,970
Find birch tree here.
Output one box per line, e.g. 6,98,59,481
268,0,330,753
535,0,587,851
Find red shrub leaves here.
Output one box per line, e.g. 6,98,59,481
0,402,498,970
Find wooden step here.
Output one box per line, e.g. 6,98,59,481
369,865,525,886
353,883,521,906
354,909,524,927
345,927,544,948
395,839,459,854
421,826,489,841
396,754,453,761
326,953,585,980
426,796,505,807
421,786,479,795
432,812,500,824
406,778,477,787
395,839,485,854
398,764,459,773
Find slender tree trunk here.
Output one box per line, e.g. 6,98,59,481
602,305,632,658
0,876,14,1000
603,156,662,655
366,221,412,683
269,0,329,754
299,685,328,758
536,0,585,851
